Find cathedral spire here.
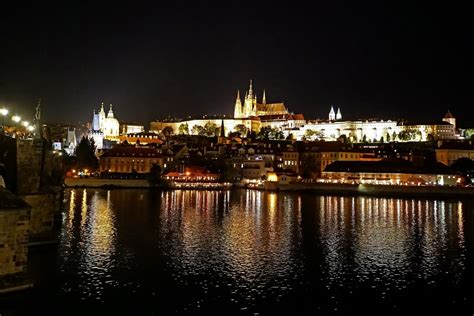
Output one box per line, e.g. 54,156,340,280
234,90,243,118
220,119,225,138
262,90,266,105
329,106,336,121
336,107,342,120
248,80,253,99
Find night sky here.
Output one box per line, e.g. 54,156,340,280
0,2,472,128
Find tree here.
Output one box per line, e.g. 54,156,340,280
235,124,248,135
392,131,398,142
337,134,347,143
271,129,284,140
162,126,174,137
74,137,99,171
178,123,189,135
192,125,206,136
204,121,218,137
386,133,391,142
465,129,474,139
147,163,163,186
301,154,319,179
286,133,294,140
362,134,367,143
257,126,272,140
305,129,324,141
379,136,384,143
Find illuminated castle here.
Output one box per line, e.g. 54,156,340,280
234,80,289,118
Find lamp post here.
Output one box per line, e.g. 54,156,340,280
1,108,8,134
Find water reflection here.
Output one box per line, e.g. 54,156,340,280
36,189,472,312
318,196,467,293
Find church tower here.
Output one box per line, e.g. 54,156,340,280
92,110,100,131
218,119,226,145
243,80,255,117
336,107,342,120
98,102,106,132
329,106,336,121
442,110,456,129
107,104,115,118
234,90,242,118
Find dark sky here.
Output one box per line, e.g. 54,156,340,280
0,2,472,127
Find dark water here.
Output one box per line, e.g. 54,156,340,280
3,189,474,314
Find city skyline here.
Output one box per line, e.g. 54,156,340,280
0,2,472,127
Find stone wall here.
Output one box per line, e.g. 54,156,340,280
16,138,43,195
0,190,30,278
20,193,59,237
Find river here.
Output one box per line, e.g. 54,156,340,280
2,189,473,314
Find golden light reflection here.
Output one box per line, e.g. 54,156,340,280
159,190,298,283
80,189,87,227
319,196,467,282
83,190,116,268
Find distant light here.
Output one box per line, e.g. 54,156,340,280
0,108,8,116
27,126,34,132
22,121,30,127
12,115,21,123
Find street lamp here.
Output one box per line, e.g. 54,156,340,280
0,108,8,116
27,126,34,132
21,121,29,127
12,115,21,123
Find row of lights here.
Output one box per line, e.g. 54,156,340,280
0,107,35,132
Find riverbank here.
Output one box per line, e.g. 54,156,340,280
261,182,474,198
64,178,151,188
64,178,230,190
64,178,474,198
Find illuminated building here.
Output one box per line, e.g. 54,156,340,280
118,132,163,145
99,146,163,176
435,140,474,166
149,81,459,143
89,103,121,149
150,80,303,136
121,123,144,135
282,142,381,177
322,159,461,185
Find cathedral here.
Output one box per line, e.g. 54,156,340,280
89,103,120,149
234,80,289,118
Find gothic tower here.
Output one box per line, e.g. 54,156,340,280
336,107,342,120
98,102,106,131
243,80,256,117
234,90,242,118
329,106,336,121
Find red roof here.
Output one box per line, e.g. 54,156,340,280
444,110,454,119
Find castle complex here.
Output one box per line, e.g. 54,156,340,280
149,80,457,142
